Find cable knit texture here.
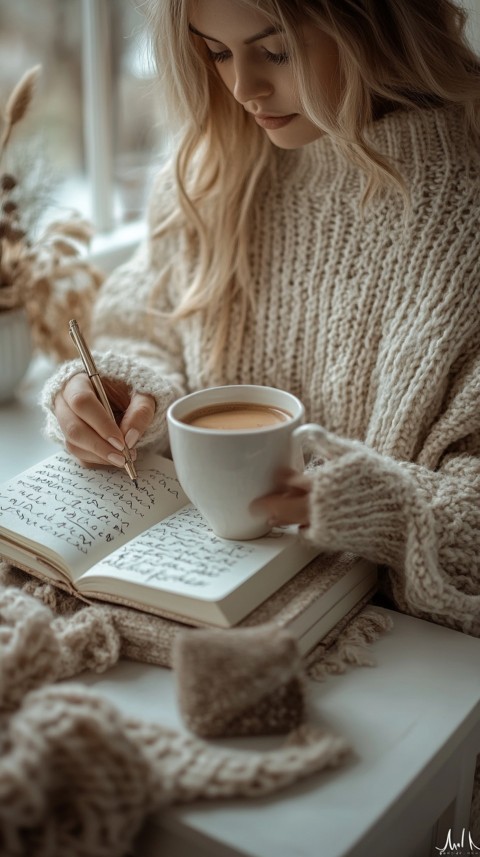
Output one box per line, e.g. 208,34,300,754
42,105,480,636
0,583,352,856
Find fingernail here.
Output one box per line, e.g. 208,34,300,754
125,429,139,449
108,453,125,467
108,437,124,452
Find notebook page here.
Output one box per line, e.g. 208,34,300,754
82,504,300,600
0,451,187,580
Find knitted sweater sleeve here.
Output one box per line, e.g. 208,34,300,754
41,176,187,452
302,353,480,635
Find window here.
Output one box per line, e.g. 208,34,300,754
465,0,480,48
0,0,171,270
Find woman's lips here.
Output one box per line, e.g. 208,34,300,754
253,113,297,130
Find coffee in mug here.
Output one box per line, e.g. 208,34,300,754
167,385,317,540
180,402,292,431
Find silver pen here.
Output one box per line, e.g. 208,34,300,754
68,318,139,489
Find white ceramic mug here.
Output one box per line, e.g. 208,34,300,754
167,384,316,540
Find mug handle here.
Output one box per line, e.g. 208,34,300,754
291,423,327,470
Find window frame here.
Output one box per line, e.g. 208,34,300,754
82,0,146,270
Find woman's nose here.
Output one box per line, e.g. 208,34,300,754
232,59,273,105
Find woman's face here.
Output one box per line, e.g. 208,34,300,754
189,0,341,149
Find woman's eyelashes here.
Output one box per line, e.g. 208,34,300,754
206,47,289,65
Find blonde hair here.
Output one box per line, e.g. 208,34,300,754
146,0,480,366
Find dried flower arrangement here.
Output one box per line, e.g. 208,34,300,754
0,65,103,361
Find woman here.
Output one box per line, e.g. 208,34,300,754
43,0,480,634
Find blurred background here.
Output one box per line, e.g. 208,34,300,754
0,0,479,241
0,0,170,237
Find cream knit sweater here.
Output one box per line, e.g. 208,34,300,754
42,105,480,637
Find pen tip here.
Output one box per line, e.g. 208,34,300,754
133,480,139,490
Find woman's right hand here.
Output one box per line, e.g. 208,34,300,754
54,373,156,469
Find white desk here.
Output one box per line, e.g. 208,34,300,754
2,357,480,857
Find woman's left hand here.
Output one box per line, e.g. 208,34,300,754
251,468,312,527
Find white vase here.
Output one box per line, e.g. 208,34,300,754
0,307,33,403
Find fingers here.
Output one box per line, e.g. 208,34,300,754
54,373,143,468
60,374,125,443
119,392,156,450
272,467,311,494
250,472,312,527
60,437,137,468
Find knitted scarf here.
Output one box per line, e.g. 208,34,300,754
0,561,393,857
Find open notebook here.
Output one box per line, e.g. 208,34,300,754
0,450,376,632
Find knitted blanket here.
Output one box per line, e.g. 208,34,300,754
0,560,392,857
